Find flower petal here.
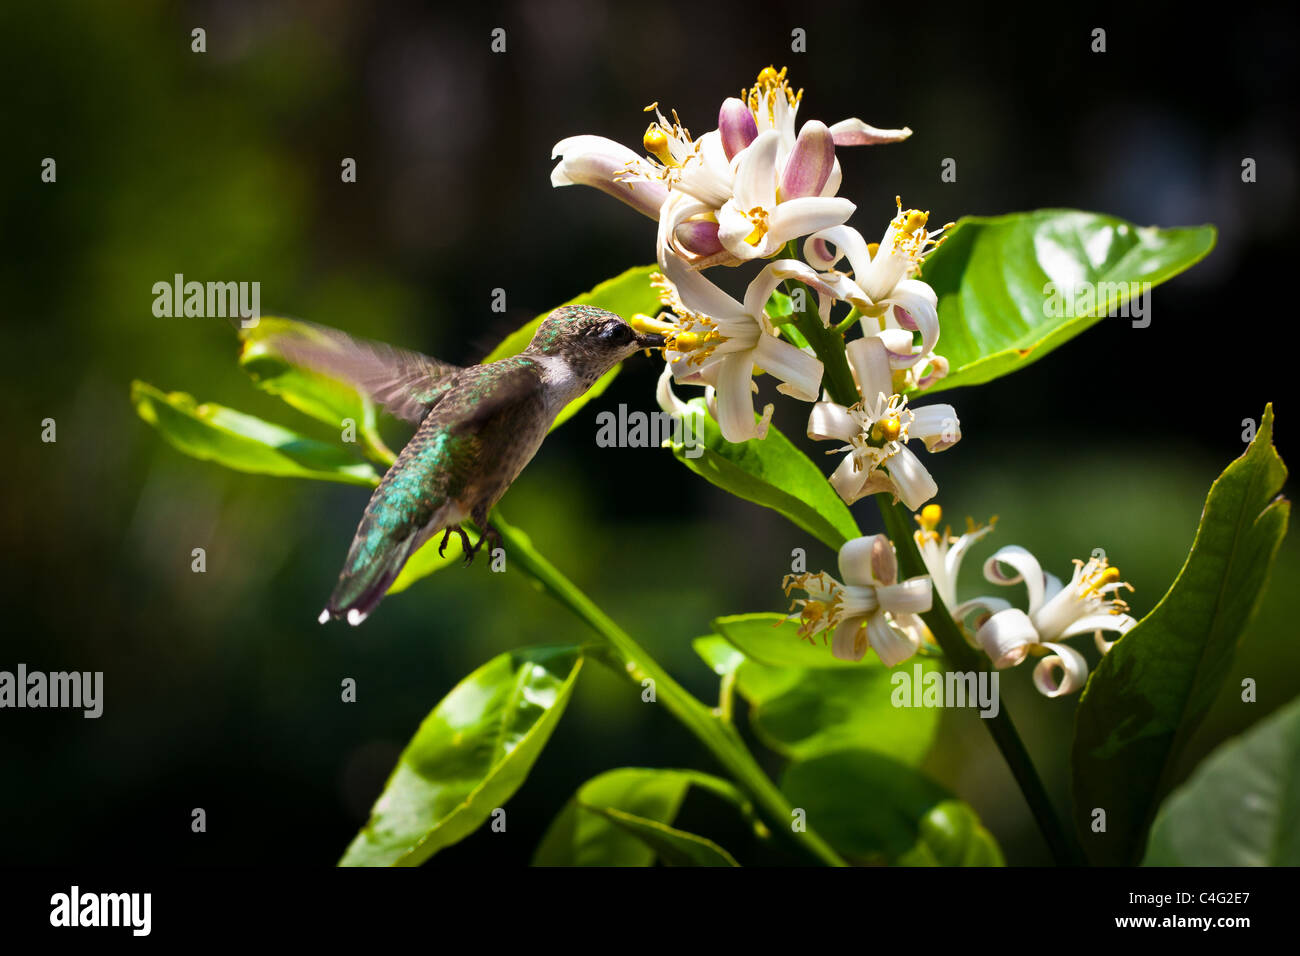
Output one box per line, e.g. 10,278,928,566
828,118,913,146
731,128,780,211
976,608,1038,668
765,197,856,253
753,333,823,402
831,617,870,661
877,576,933,616
719,96,758,161
1060,612,1137,644
881,444,938,511
844,335,892,404
839,534,894,587
866,611,919,666
807,402,858,442
780,120,835,200
660,249,745,319
713,351,759,442
910,403,961,452
550,135,668,219
1032,642,1089,697
983,545,1046,614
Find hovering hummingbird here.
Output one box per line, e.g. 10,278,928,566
258,305,665,626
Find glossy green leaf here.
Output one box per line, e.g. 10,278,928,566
533,767,753,866
667,398,860,550
1143,696,1300,866
132,380,380,486
483,265,662,432
1072,405,1289,864
714,613,858,669
782,749,1004,866
238,316,393,462
341,645,583,867
733,646,941,765
692,635,746,677
916,210,1216,395
580,805,740,866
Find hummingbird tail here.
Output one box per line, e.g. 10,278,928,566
319,533,421,626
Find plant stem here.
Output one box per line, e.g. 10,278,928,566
877,500,1085,866
492,514,848,867
783,276,1086,866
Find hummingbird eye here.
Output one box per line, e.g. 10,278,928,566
597,322,634,346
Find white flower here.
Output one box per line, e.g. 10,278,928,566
635,252,826,442
807,336,960,510
913,504,1007,629
975,547,1137,697
783,534,933,666
803,202,953,385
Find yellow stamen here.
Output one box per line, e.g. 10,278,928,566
920,504,943,530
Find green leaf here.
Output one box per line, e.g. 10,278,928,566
1143,696,1300,866
668,398,860,550
483,265,662,432
533,767,753,866
579,805,740,866
714,613,858,669
692,635,746,677
1072,405,1289,865
238,316,392,462
131,380,380,486
733,647,941,765
916,210,1216,395
340,645,583,867
782,749,1004,866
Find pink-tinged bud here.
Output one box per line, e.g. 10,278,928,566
674,220,724,256
780,120,835,200
719,97,758,161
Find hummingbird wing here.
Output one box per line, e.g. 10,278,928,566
321,358,548,625
243,320,463,423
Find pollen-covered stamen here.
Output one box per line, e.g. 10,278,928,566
886,196,954,271
782,570,845,641
745,65,803,124
742,206,771,246
640,102,693,172
915,503,943,543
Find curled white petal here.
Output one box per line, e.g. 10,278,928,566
866,612,920,667
976,608,1038,669
983,545,1047,615
1032,642,1089,697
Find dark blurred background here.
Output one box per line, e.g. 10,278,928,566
1,0,1296,865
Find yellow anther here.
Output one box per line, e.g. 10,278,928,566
628,313,673,335
744,223,767,246
902,209,929,234
757,65,780,85
920,504,943,529
643,125,676,166
1099,566,1121,586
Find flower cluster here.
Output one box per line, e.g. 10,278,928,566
782,534,933,666
552,66,959,505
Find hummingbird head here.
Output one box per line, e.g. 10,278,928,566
526,305,665,385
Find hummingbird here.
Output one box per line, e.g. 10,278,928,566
257,305,665,626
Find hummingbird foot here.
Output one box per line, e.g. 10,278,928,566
461,514,502,567
438,524,474,559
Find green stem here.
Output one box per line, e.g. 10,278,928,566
784,275,1085,866
877,500,1085,866
492,514,848,867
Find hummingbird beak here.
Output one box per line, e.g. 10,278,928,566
636,332,666,350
